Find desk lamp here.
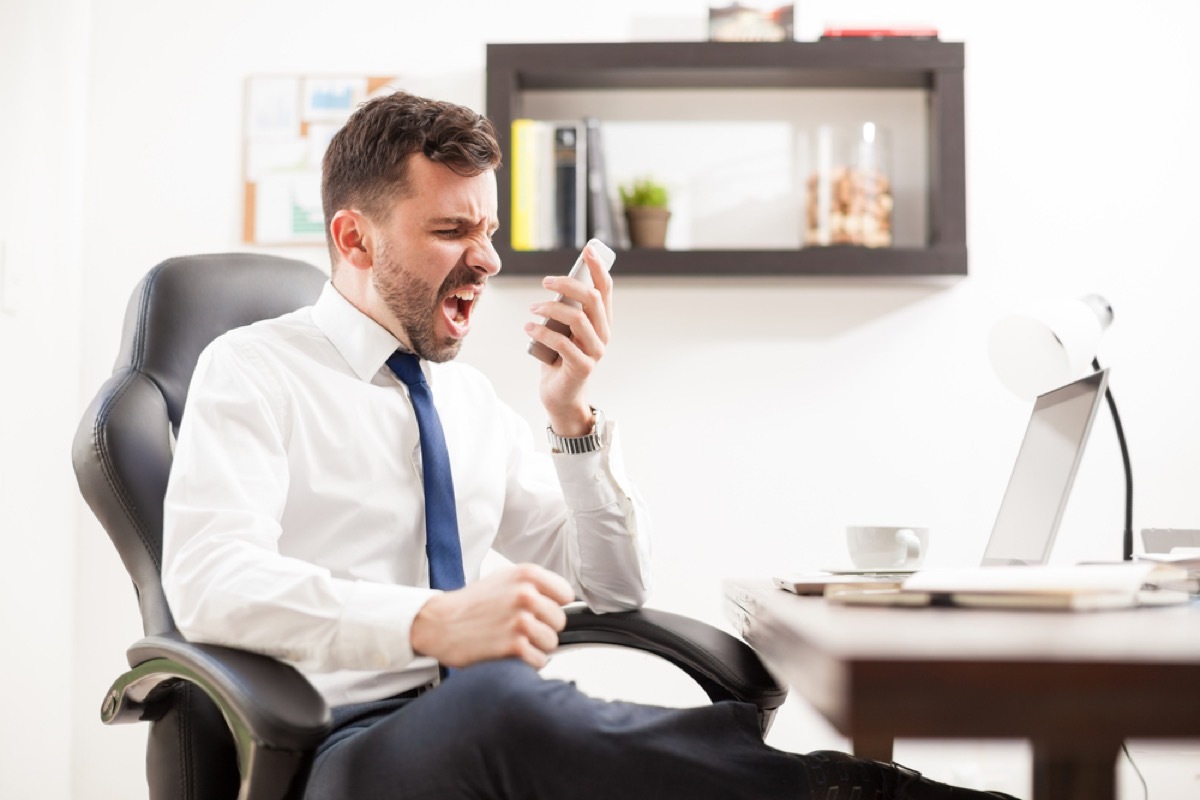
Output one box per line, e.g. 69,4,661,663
988,294,1134,561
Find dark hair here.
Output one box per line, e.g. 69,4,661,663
320,90,501,265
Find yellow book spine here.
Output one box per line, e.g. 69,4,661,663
511,119,535,251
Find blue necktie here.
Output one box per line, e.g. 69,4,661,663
386,352,466,591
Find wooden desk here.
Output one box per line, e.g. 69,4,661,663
724,578,1200,800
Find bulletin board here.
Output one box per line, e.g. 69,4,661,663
242,74,399,245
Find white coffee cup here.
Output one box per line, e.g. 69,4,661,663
846,525,929,570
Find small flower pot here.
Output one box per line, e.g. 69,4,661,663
624,207,671,249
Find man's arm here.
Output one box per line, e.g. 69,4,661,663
511,246,652,612
163,338,431,673
166,337,588,675
489,407,652,613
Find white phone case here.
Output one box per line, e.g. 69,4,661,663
527,239,616,365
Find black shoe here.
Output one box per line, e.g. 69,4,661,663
800,750,1021,799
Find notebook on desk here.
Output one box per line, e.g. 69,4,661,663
775,369,1110,594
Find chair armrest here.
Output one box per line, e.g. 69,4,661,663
102,631,330,753
561,606,787,735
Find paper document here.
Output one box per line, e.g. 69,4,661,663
828,563,1192,610
773,572,905,596
1136,548,1200,569
903,563,1166,594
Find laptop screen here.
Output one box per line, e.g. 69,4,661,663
980,369,1109,566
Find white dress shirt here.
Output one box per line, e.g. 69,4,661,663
162,282,651,706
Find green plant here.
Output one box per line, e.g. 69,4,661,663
619,177,670,209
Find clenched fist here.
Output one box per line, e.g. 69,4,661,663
410,563,576,669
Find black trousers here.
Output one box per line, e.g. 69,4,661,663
301,659,947,800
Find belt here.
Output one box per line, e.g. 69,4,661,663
397,680,437,700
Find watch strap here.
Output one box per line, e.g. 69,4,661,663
547,408,603,454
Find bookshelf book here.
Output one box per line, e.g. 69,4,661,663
485,40,966,278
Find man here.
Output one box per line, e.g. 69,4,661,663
162,90,1017,799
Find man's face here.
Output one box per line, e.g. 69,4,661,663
370,156,501,362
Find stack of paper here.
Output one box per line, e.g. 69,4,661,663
773,572,906,596
1137,547,1200,567
828,563,1193,610
1136,548,1200,585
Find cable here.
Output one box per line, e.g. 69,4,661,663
1093,357,1134,561
1122,742,1148,800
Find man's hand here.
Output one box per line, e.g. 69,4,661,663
525,245,614,436
410,563,576,669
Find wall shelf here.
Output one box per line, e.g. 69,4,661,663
485,40,966,278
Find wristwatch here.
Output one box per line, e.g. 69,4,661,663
547,407,604,454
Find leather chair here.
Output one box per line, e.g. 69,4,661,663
72,252,787,800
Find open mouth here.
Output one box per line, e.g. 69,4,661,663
441,286,480,338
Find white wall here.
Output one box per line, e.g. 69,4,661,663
0,0,88,797
4,0,1199,797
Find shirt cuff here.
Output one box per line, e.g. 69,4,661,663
550,417,627,511
332,580,437,671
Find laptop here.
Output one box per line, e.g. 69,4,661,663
979,367,1109,567
775,369,1110,592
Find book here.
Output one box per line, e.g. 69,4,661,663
583,117,618,247
774,571,905,596
708,3,794,42
512,119,591,251
533,121,557,250
825,585,934,607
826,563,1194,610
553,122,587,250
820,26,940,38
510,119,555,251
510,118,538,251
1135,548,1200,581
901,563,1192,610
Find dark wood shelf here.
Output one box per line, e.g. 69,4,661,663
486,40,967,278
496,245,967,278
488,39,962,90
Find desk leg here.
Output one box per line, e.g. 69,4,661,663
1031,740,1118,800
851,735,894,764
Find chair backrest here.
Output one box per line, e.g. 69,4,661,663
73,252,327,636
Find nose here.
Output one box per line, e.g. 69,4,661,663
467,234,502,278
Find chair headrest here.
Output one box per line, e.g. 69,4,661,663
74,252,327,635
116,253,328,429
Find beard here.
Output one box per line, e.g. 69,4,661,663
372,241,479,363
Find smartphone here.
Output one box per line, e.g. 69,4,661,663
527,239,616,365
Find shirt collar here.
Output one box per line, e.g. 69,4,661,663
311,281,405,382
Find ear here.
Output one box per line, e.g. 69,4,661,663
329,209,374,271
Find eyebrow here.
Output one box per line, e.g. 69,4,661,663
429,216,500,233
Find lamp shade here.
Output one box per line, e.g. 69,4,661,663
988,294,1113,399
987,293,1132,560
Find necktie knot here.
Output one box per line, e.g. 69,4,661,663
386,351,426,388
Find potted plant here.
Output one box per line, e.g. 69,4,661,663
619,177,671,249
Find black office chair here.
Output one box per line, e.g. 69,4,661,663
72,252,787,800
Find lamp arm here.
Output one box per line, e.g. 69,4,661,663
1093,358,1134,560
